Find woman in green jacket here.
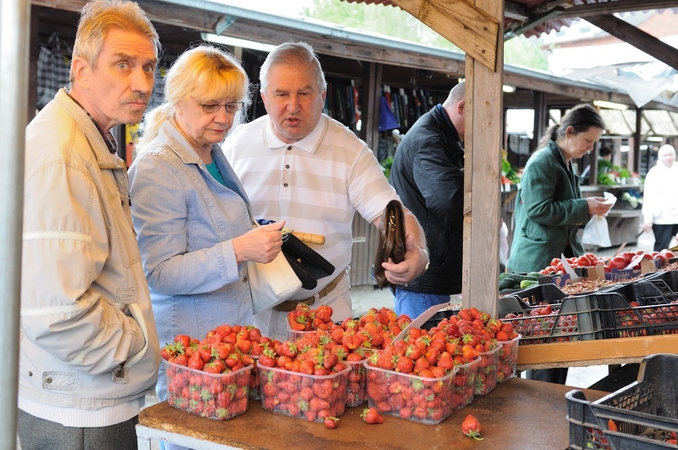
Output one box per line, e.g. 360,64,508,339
507,104,612,274
507,104,612,384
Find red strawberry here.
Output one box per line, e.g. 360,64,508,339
361,407,384,424
173,354,189,366
187,352,204,371
461,414,483,440
173,334,191,351
324,416,339,429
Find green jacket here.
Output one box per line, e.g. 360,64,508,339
507,141,590,273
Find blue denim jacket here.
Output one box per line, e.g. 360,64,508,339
129,121,254,397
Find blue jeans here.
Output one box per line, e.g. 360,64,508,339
394,288,450,319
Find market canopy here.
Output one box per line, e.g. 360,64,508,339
343,0,678,73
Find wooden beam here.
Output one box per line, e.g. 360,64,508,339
516,334,678,370
585,14,678,71
462,0,504,317
391,0,499,72
531,91,547,153
558,0,678,20
221,20,467,74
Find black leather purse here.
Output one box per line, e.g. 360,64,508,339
373,200,406,289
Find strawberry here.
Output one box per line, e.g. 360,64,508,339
361,407,384,424
173,354,189,366
461,414,483,440
161,342,180,361
173,334,191,351
212,342,232,360
394,355,414,373
324,416,339,429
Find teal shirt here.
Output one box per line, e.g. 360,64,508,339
206,160,226,186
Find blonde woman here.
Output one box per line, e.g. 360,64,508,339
129,45,284,409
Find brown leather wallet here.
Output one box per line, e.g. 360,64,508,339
373,200,406,289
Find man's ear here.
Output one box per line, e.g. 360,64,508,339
457,99,465,115
70,56,92,89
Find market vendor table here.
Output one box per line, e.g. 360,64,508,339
516,334,678,370
136,377,607,450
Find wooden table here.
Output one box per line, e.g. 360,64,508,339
516,334,678,370
137,377,607,450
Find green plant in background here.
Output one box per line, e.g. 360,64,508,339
597,172,616,185
380,156,393,179
502,154,521,184
598,159,613,172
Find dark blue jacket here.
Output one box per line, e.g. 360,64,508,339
389,105,464,294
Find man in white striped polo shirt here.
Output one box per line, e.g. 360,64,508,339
223,41,428,340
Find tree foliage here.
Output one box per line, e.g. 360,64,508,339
303,0,549,70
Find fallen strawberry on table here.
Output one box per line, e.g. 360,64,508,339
361,407,384,424
324,416,339,429
461,414,483,440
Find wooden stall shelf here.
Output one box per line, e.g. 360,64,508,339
516,334,678,370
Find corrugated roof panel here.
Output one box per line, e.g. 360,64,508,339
622,109,652,135
600,109,633,136
644,109,678,135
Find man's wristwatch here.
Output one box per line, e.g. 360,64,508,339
418,246,430,274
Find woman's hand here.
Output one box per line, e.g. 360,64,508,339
641,222,653,232
233,220,285,264
586,197,613,216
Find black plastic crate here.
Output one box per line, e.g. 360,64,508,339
567,354,678,450
500,294,603,345
507,283,568,306
421,303,459,330
597,292,678,338
601,280,678,306
643,270,678,294
498,294,532,318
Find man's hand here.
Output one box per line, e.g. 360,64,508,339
380,233,428,286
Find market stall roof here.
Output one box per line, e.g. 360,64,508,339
32,0,676,113
343,0,678,39
343,0,678,76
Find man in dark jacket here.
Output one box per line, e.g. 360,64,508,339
389,82,465,318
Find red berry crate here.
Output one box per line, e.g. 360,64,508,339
496,334,521,383
499,295,604,345
164,361,252,421
345,358,368,407
506,283,567,306
452,356,480,410
364,362,458,425
474,344,501,395
597,291,678,338
258,365,350,422
567,354,678,450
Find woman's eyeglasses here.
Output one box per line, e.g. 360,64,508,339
197,100,244,114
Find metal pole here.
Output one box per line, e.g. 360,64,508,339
0,0,30,448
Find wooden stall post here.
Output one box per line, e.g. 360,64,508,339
461,0,504,317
